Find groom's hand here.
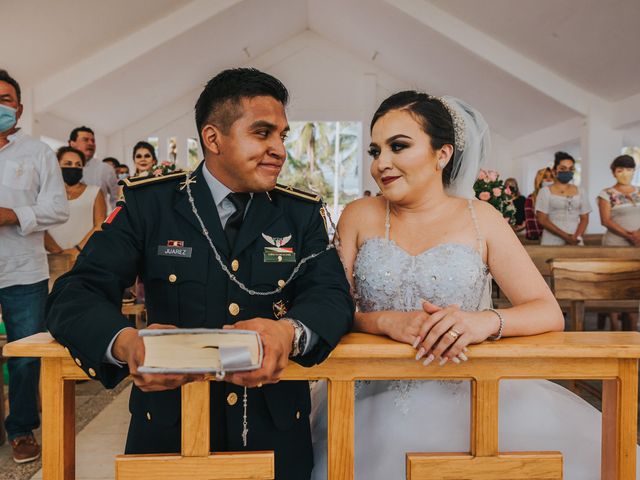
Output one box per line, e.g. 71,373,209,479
223,318,294,388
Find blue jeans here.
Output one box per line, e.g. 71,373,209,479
0,280,48,440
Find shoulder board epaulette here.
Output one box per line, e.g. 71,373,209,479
273,183,321,202
120,171,188,189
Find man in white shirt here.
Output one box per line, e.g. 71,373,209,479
0,69,69,463
69,126,119,210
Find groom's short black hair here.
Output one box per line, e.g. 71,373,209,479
195,68,289,150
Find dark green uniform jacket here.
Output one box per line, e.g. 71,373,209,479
46,163,354,479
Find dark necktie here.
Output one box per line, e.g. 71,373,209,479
224,192,251,248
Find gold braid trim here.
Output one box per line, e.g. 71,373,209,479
120,171,188,189
273,183,321,202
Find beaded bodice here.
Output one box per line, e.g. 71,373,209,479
354,200,490,313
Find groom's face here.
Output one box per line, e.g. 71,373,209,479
369,110,440,202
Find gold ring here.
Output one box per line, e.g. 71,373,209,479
448,329,461,340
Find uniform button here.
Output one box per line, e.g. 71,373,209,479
146,412,152,421
231,259,239,272
277,279,286,288
88,368,96,378
228,303,240,316
227,392,238,406
64,346,69,353
277,255,283,262
74,357,82,367
296,411,301,420
168,274,177,283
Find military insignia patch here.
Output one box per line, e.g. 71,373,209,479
104,206,122,224
272,300,288,319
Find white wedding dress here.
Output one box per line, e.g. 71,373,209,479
310,200,639,479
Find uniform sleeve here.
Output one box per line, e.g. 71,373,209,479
13,146,69,235
535,187,550,214
286,203,355,367
45,189,144,388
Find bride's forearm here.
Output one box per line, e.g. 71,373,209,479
493,297,564,337
353,311,388,336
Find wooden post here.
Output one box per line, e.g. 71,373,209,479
41,357,76,480
327,380,354,480
602,358,638,480
181,381,210,457
471,378,500,456
570,300,586,332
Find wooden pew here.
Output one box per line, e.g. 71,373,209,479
494,246,639,321
4,332,640,480
549,258,640,332
520,234,603,246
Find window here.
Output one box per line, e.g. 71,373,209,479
282,121,361,221
187,138,200,171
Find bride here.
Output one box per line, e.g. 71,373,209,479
310,91,639,479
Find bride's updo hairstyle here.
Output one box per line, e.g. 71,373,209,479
370,91,457,186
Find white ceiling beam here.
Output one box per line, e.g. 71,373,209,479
386,0,594,116
612,92,640,129
34,0,242,113
511,117,583,158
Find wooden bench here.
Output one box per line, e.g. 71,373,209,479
493,246,640,322
47,253,75,292
521,234,603,246
549,258,640,332
4,332,640,479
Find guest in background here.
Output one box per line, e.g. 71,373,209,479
115,163,130,181
0,69,69,463
363,190,372,197
598,154,640,247
504,177,525,233
45,146,106,262
132,141,158,176
524,167,553,240
536,152,590,245
102,157,120,170
68,126,119,209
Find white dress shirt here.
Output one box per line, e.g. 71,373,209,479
82,156,119,210
0,130,69,289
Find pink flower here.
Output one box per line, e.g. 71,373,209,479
488,170,498,182
492,187,502,197
161,161,172,166
153,169,163,177
477,170,487,181
479,191,491,201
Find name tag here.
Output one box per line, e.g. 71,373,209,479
157,246,193,258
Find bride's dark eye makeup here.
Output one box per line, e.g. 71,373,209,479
367,146,380,158
390,142,408,153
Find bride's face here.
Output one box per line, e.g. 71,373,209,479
369,109,444,203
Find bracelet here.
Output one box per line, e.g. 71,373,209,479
484,308,504,341
74,244,82,252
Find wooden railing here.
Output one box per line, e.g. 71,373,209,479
4,332,640,479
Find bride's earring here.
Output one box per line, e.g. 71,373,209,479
437,158,447,171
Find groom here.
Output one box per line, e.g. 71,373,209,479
46,68,354,479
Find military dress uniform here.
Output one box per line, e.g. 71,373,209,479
46,162,354,480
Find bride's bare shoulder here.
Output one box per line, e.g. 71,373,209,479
338,196,386,229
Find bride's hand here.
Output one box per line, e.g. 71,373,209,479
377,310,431,345
415,301,496,365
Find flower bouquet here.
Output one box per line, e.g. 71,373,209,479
150,161,179,177
473,169,516,224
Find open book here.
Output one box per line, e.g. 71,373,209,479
137,328,263,374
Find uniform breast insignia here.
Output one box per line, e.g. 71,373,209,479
273,184,321,202
262,233,295,263
272,299,289,319
158,240,192,258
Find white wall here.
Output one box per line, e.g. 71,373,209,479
35,112,107,158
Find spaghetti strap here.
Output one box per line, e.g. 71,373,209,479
385,200,391,242
467,199,484,257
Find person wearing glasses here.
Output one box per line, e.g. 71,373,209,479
535,152,591,246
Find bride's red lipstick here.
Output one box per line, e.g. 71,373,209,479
381,175,400,185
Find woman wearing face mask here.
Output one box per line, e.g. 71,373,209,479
535,152,591,245
524,167,553,241
598,154,640,247
45,146,106,260
132,141,158,176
